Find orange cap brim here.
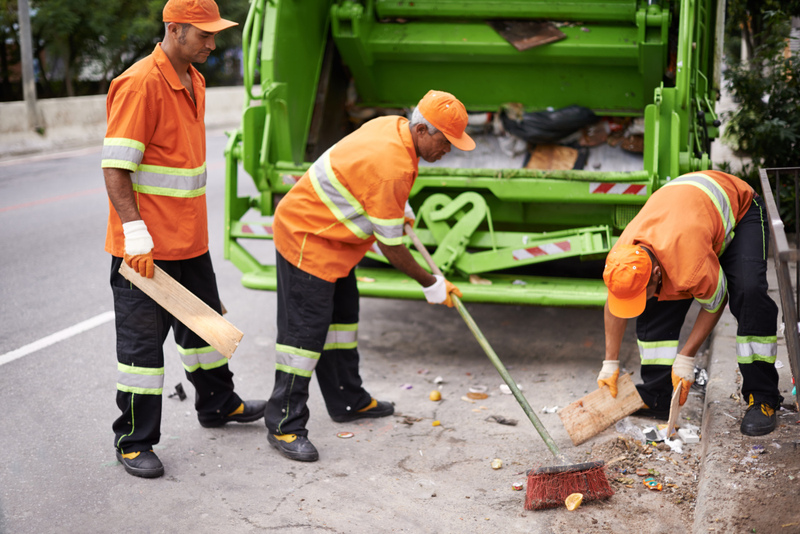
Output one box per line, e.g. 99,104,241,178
191,18,238,32
443,131,476,151
607,288,647,319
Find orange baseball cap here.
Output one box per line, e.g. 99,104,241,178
417,90,476,151
163,0,238,32
603,244,652,318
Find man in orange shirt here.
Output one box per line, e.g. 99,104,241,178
265,90,474,462
102,0,266,478
597,171,781,436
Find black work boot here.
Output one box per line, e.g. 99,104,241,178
199,399,267,428
740,394,777,436
116,450,164,478
330,398,394,423
267,433,319,462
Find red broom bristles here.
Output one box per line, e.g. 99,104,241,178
525,461,614,510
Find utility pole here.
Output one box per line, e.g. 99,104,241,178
18,0,44,133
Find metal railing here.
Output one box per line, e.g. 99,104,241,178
759,167,800,410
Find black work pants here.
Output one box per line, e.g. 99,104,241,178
635,196,781,409
264,251,371,436
110,252,241,453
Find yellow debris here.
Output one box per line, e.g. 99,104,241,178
565,493,583,511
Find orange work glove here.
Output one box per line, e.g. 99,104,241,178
597,360,620,398
671,354,695,406
442,279,463,308
122,220,155,278
422,274,462,308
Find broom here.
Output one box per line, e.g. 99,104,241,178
404,224,614,510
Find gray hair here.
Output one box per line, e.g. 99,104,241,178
410,107,439,135
164,22,192,37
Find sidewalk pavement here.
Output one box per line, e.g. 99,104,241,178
692,258,800,533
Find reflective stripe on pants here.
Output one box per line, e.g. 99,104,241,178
110,253,241,453
265,251,371,436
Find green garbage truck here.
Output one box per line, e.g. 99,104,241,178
222,0,723,307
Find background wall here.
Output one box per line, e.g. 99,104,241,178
0,86,248,160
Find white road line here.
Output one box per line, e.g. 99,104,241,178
0,311,115,367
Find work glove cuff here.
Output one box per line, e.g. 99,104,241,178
404,200,416,221
122,220,154,256
598,359,620,380
422,274,446,304
672,354,695,382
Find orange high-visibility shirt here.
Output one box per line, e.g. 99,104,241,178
101,44,209,260
273,116,419,282
615,170,755,312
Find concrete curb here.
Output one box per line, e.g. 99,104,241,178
692,304,742,533
692,259,794,532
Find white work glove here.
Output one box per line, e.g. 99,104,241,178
597,360,620,398
422,274,462,308
122,220,155,278
671,354,695,406
404,200,416,227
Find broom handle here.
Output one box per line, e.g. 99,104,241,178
405,224,568,464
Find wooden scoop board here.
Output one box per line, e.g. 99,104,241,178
119,262,242,359
559,373,645,445
666,385,682,438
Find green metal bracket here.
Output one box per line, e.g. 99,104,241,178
419,193,489,276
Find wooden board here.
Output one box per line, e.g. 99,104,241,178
525,144,579,171
119,262,243,359
666,385,682,438
487,20,567,52
558,373,646,446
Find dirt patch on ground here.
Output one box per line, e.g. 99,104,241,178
703,401,800,534
544,386,707,534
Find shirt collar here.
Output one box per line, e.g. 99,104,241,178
153,43,187,92
398,117,420,168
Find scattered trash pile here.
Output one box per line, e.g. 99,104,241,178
591,432,702,508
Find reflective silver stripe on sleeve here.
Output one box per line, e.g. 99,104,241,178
102,145,144,167
102,138,145,168
370,218,404,243
695,266,727,313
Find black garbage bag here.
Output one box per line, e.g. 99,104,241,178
501,105,597,144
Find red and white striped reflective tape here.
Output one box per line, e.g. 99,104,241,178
512,240,571,261
589,183,647,195
240,224,273,235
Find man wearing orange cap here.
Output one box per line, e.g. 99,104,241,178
264,90,474,461
597,170,780,436
101,0,266,479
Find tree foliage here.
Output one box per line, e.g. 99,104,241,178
723,0,800,222
1,0,250,100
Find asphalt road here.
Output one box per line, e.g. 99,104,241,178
0,131,649,533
